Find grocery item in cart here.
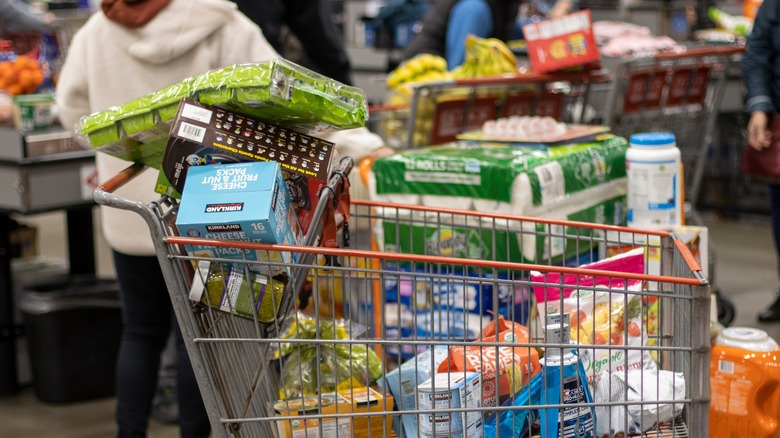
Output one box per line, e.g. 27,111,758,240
371,137,629,262
337,386,395,438
77,58,367,167
522,10,600,74
437,315,541,407
538,314,596,438
626,132,683,230
379,265,531,360
532,249,658,386
175,161,301,276
380,346,450,438
484,370,542,438
277,315,383,398
188,261,285,323
710,328,780,437
417,372,483,437
458,118,610,145
157,98,335,235
158,98,335,194
593,368,685,436
272,393,351,438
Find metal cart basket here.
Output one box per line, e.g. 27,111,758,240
369,70,610,150
94,161,709,438
602,44,744,223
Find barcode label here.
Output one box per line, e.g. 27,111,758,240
534,162,565,205
718,360,734,374
178,122,206,143
181,103,213,123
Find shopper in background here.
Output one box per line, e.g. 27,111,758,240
402,0,522,69
743,0,780,322
0,0,57,33
57,0,390,435
231,0,353,85
55,0,277,436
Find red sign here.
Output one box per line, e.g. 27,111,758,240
623,69,667,113
666,68,694,107
503,93,535,117
430,96,497,144
537,92,565,119
522,10,600,74
688,68,710,106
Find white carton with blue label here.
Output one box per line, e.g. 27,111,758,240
380,345,450,437
417,371,483,438
175,161,302,276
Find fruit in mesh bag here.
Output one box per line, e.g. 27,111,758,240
0,55,44,96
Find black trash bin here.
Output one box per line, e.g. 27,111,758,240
19,275,122,403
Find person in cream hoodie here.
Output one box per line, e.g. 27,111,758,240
57,0,387,436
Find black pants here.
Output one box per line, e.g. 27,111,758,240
113,251,210,438
772,185,780,278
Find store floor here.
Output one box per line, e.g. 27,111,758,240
1,210,778,436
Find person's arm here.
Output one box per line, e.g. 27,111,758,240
445,0,493,69
0,0,52,32
743,0,778,150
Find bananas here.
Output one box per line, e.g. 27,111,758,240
386,54,451,89
451,35,518,79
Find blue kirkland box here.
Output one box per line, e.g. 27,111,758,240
175,161,302,276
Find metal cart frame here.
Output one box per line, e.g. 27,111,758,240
95,161,709,438
370,70,611,150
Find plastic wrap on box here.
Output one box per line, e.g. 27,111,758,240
77,58,368,168
370,137,628,262
370,135,628,213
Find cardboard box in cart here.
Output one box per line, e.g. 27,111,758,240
273,394,351,438
417,372,483,438
158,98,335,235
522,10,600,73
175,161,302,276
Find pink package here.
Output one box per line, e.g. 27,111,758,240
531,248,645,304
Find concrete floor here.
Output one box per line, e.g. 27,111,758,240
1,209,778,437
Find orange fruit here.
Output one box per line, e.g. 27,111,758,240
0,61,12,80
31,69,43,86
7,84,22,96
18,69,33,87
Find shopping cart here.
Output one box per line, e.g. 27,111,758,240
601,44,744,224
369,70,611,150
601,44,744,326
94,159,710,438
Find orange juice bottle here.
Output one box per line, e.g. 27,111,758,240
710,328,780,438
744,0,763,19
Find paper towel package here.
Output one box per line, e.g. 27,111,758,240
175,161,302,276
370,137,629,262
370,135,628,213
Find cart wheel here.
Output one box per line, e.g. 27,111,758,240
716,290,736,327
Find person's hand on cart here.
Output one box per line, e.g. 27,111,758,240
748,111,772,150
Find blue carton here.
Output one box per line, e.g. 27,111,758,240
380,346,450,438
175,161,302,276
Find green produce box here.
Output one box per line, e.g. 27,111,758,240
78,59,367,169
